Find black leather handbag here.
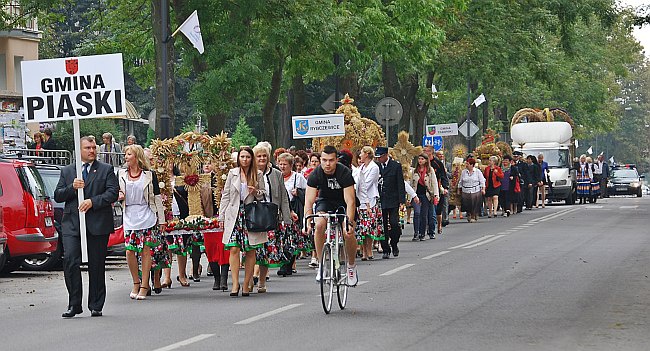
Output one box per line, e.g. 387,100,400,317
243,175,279,232
244,200,279,232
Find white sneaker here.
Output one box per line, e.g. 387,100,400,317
347,264,358,286
316,265,329,282
309,257,318,268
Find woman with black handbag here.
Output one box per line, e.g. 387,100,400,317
219,147,266,297
252,144,292,292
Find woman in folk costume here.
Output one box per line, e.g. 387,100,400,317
219,147,266,297
354,146,383,260
586,156,600,203
252,143,292,293
576,154,593,204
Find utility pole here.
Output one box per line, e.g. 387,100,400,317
160,0,170,139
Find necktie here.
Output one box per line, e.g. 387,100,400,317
82,163,89,182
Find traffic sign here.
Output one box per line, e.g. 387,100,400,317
422,135,434,147
459,120,479,138
433,136,443,151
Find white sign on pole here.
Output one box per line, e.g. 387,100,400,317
426,123,458,136
292,114,345,139
22,53,126,122
458,120,479,138
21,53,126,262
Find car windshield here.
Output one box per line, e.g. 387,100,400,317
17,166,49,200
525,149,570,168
38,169,60,199
611,169,638,178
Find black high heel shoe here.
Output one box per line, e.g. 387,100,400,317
230,285,240,297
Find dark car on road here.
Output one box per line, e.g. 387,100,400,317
22,163,125,271
607,165,644,197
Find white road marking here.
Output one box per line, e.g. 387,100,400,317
357,280,369,286
497,232,510,235
462,235,506,248
448,235,494,250
529,208,577,223
422,251,451,260
379,264,416,276
620,205,638,209
535,207,581,222
153,334,215,351
234,304,303,325
585,205,604,209
521,223,534,226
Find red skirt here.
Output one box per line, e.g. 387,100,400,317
203,229,229,265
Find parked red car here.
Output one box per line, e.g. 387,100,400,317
0,159,57,273
0,205,7,271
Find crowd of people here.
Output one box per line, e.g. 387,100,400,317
55,133,597,318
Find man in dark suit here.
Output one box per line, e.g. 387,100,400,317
376,147,406,259
54,136,119,318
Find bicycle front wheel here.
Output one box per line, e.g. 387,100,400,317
337,239,349,310
320,243,334,314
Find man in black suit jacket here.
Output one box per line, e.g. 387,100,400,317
375,147,406,259
54,136,119,318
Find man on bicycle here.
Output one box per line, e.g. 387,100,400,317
304,145,359,286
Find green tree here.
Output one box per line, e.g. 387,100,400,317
230,116,257,150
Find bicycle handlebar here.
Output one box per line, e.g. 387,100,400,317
304,213,349,230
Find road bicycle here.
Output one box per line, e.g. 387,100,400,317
305,212,350,314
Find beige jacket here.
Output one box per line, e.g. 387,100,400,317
218,168,266,245
410,166,440,201
117,169,166,225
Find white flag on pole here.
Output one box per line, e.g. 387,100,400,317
473,93,486,106
587,146,593,155
609,156,614,164
177,10,204,54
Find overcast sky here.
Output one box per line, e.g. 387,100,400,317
619,0,650,56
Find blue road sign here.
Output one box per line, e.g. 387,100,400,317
433,136,443,151
422,135,434,147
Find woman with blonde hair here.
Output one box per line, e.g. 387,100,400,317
457,158,485,222
219,147,266,296
355,146,382,259
252,143,291,293
118,144,166,300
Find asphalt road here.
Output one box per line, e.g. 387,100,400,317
1,196,649,351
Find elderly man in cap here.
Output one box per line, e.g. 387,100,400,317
375,146,406,259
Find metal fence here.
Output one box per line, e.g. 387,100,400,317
3,149,72,165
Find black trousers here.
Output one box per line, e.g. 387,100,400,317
381,207,402,253
62,233,109,311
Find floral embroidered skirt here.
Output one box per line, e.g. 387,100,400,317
124,227,170,270
256,222,294,268
224,203,265,253
164,231,204,256
356,202,384,242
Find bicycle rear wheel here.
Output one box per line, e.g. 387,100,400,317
336,238,349,310
320,243,334,314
